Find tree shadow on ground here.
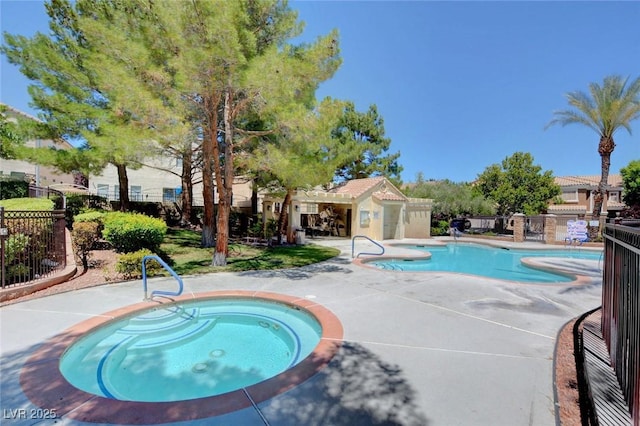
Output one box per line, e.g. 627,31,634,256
2,339,429,425
238,256,354,281
1,341,64,425
260,341,430,426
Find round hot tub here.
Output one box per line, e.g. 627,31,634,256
20,291,343,424
60,297,322,402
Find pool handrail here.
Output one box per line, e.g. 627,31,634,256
142,255,184,300
351,235,385,259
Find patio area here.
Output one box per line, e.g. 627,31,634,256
0,238,603,425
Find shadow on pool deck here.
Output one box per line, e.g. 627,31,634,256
238,256,354,281
1,342,50,421
1,339,430,425
260,341,430,425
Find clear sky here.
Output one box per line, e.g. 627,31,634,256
2,1,639,183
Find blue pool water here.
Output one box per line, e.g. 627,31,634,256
368,243,602,283
59,298,322,402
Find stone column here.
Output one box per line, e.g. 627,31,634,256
512,213,525,243
543,214,557,244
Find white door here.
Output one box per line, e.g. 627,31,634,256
383,206,401,239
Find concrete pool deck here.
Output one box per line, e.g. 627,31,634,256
1,237,603,425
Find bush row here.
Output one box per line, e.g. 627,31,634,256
70,211,168,279
102,212,167,253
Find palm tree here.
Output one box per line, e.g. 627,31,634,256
547,75,640,222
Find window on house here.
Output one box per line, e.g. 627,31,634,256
301,203,318,214
608,192,619,203
130,185,142,202
114,185,120,201
561,189,578,202
163,188,177,203
97,184,109,198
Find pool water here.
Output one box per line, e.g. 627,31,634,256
368,243,602,283
60,298,322,402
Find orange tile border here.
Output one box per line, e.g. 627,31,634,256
20,291,343,424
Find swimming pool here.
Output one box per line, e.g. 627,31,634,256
367,243,602,283
60,297,322,402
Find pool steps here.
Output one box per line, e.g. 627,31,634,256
117,306,218,351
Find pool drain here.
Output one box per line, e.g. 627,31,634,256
210,349,225,358
192,363,208,373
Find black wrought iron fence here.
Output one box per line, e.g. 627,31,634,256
602,223,640,425
0,207,67,288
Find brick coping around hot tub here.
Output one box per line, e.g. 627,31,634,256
20,290,344,424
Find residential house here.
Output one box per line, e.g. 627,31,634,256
1,105,258,214
263,177,433,240
0,104,76,187
89,162,258,213
549,174,625,219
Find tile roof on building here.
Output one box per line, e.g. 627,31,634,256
555,174,622,188
548,204,588,213
328,177,409,202
328,177,387,198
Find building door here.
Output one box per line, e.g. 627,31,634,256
383,206,401,239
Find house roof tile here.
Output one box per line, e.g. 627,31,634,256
555,174,622,188
328,177,386,198
327,177,409,202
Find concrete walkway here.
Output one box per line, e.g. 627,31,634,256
1,238,603,425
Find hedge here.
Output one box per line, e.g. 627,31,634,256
0,197,54,211
116,249,164,279
74,211,107,224
0,180,28,200
102,212,167,253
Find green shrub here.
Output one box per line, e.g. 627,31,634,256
74,211,107,225
103,212,167,253
72,222,100,269
4,234,31,283
0,180,28,200
5,233,30,264
116,249,164,279
8,263,29,281
431,220,451,236
65,194,88,228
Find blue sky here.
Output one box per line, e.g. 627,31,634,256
2,1,639,183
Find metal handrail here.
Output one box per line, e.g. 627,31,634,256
142,255,184,300
351,235,385,259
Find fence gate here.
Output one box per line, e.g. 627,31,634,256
524,215,545,242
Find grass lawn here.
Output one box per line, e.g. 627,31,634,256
160,228,340,275
0,197,54,210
